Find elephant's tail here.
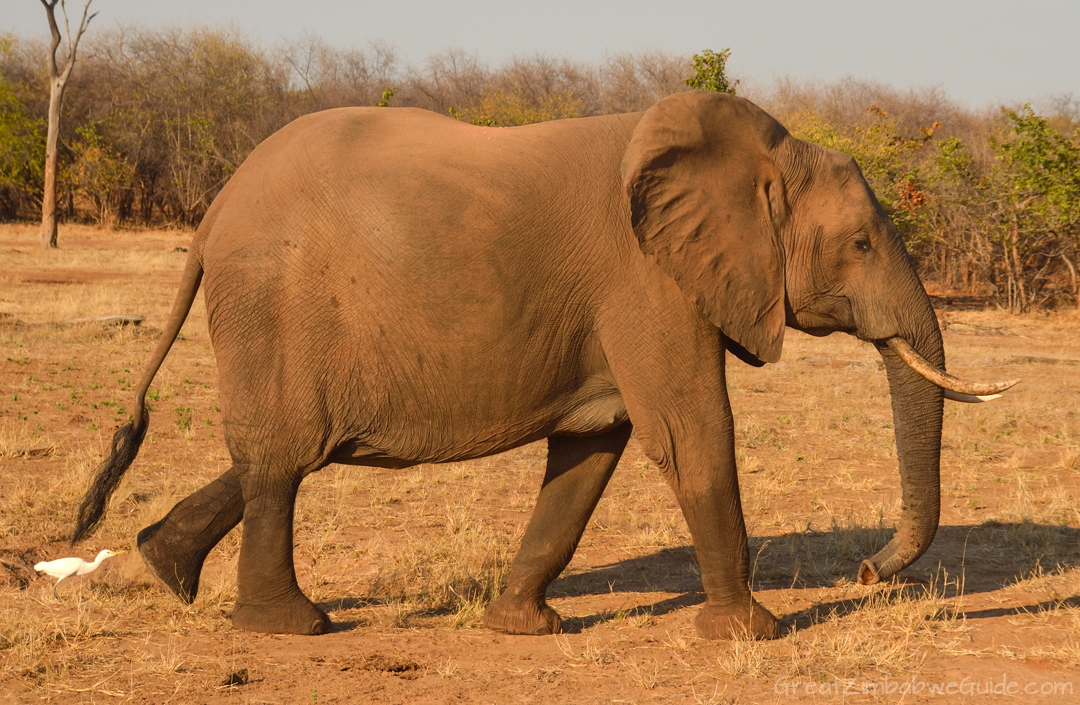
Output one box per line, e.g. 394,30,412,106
72,233,207,545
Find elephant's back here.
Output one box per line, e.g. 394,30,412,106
199,106,639,312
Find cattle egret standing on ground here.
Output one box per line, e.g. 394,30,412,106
34,550,122,596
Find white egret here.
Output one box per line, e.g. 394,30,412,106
35,550,123,596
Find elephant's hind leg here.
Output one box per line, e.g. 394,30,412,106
484,423,632,636
230,462,331,636
137,466,244,604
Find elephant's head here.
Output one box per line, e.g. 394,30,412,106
622,91,1017,584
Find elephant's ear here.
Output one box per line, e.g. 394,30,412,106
622,91,789,363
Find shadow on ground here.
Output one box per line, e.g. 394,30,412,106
549,522,1080,633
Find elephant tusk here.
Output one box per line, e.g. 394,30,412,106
943,390,1002,403
946,390,1002,401
886,337,1020,397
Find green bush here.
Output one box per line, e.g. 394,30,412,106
0,67,44,219
683,48,737,95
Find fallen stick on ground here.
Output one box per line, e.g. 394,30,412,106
65,315,144,326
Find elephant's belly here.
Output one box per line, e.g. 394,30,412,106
328,441,423,469
329,379,628,467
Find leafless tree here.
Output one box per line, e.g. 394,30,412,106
598,51,688,114
400,49,488,115
282,33,397,110
38,0,96,248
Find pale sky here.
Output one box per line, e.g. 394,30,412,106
5,0,1078,109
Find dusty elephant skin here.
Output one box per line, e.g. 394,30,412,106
72,92,960,639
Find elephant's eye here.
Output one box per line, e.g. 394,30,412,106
854,237,872,253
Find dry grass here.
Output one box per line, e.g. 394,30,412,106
1,224,1078,701
294,463,528,630
708,571,968,681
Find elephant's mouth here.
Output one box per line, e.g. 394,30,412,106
883,337,1020,403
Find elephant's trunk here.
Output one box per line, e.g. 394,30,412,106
858,312,945,585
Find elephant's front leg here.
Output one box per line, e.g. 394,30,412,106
664,412,780,640
484,423,632,635
600,296,780,640
137,465,245,604
231,466,331,635
621,401,780,639
637,380,779,639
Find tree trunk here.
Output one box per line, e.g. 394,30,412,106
1061,254,1080,312
37,0,97,249
40,77,64,249
1009,212,1025,312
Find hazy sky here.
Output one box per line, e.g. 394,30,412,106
5,0,1078,108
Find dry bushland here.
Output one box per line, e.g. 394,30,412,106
1,225,1078,702
3,27,1079,310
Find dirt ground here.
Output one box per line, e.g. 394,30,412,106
1,223,1077,703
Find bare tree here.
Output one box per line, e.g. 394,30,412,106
599,51,687,114
38,0,97,248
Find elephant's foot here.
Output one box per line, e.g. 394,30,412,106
135,467,246,604
137,518,209,604
695,598,780,640
231,595,331,635
483,593,562,635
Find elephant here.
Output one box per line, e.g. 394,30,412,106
72,91,1016,639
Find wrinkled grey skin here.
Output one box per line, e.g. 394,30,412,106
76,92,943,639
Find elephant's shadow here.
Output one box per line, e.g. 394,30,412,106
548,522,1080,634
